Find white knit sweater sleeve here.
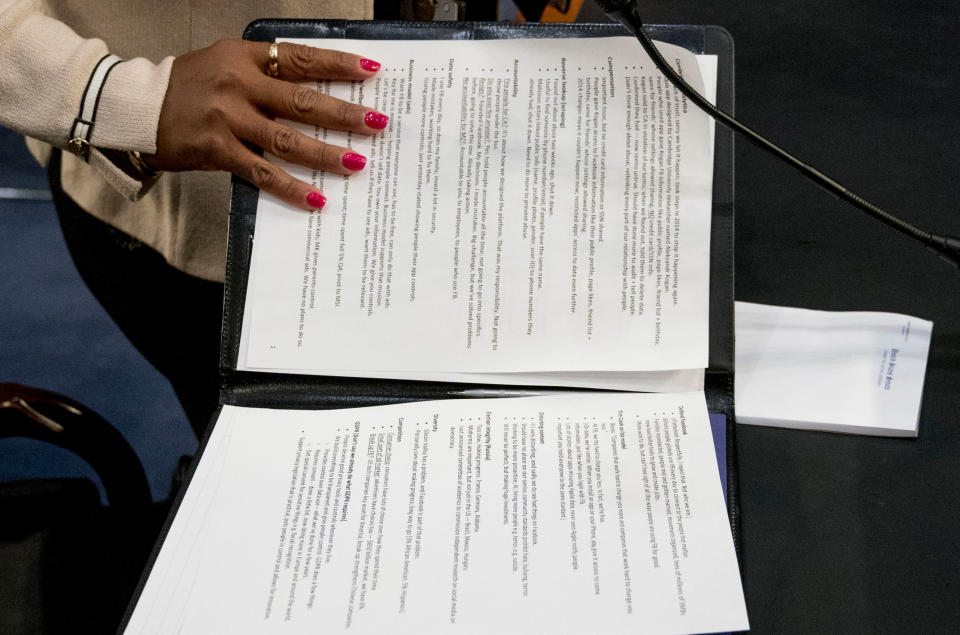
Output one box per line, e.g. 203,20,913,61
0,0,172,199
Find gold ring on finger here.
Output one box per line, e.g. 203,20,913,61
267,42,280,78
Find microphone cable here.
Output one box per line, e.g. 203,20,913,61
594,0,960,269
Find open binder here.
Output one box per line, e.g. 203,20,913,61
121,20,738,632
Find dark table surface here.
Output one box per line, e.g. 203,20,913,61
581,1,960,632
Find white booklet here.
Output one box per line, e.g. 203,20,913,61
237,37,718,392
124,392,748,634
735,302,933,436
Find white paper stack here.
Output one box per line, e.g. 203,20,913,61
238,39,720,395
735,302,932,437
124,393,749,634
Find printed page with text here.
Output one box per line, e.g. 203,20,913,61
125,392,747,634
238,37,715,391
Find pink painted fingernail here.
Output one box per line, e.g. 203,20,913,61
364,111,389,130
341,152,367,171
306,191,326,209
359,58,381,72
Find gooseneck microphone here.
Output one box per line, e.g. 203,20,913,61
594,0,960,270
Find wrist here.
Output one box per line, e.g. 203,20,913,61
100,148,161,183
127,150,160,179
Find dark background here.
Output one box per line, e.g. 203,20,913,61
2,1,958,632
0,127,197,503
584,1,960,633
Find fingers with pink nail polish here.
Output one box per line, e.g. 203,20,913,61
364,111,389,130
239,48,383,212
342,152,367,171
306,191,326,210
359,58,381,73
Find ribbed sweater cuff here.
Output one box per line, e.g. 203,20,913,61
87,148,159,201
89,56,174,153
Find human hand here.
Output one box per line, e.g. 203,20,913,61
147,39,387,210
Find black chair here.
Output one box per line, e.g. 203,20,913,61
0,383,168,634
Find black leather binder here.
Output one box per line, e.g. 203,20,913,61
226,17,738,537
120,20,737,632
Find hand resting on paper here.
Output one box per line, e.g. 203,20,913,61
144,39,388,210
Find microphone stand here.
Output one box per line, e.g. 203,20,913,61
595,0,960,271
